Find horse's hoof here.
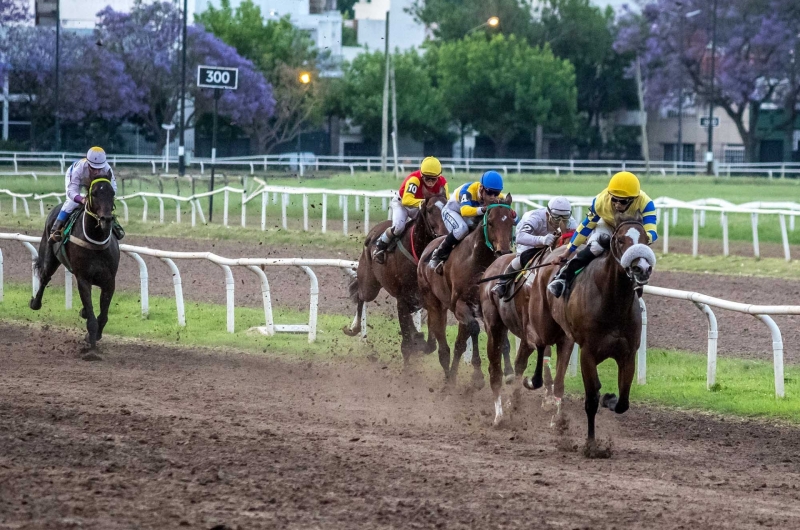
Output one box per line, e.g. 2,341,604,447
29,298,41,311
523,376,543,390
503,373,516,385
471,372,485,390
341,325,360,337
601,393,618,411
583,439,613,459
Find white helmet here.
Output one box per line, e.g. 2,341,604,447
547,196,572,217
86,146,107,169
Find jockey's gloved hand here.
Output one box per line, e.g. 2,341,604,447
75,195,85,205
475,207,485,216
542,233,556,246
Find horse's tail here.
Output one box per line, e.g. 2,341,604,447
346,273,360,304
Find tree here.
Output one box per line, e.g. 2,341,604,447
0,26,141,149
534,0,637,157
335,50,451,145
615,0,800,162
96,0,273,152
0,0,30,25
437,34,576,156
197,0,323,152
411,0,537,43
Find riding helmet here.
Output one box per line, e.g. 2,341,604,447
607,171,640,198
480,170,504,193
420,156,442,177
87,146,107,169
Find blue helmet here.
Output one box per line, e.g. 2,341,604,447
480,170,504,193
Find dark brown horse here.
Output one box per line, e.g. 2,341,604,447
30,178,120,351
480,247,574,425
500,212,655,455
418,195,515,386
343,193,447,362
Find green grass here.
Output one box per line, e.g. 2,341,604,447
2,281,799,422
658,253,800,280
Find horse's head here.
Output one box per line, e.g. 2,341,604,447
86,178,116,230
420,193,447,238
611,211,656,286
482,194,515,257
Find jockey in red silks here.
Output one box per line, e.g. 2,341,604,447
372,156,448,264
50,146,118,242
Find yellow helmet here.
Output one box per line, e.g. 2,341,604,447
607,171,640,198
420,156,442,177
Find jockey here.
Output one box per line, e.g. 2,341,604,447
429,170,506,274
547,171,658,298
491,196,577,299
373,156,448,264
50,146,118,242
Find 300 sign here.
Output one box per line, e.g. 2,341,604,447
197,66,239,90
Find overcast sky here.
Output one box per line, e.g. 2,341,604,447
590,0,641,13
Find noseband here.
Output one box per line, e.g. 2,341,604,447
482,203,512,252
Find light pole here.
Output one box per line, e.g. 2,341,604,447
467,16,499,35
178,0,188,176
54,0,60,151
674,4,701,166
297,71,311,164
706,0,718,174
162,123,175,173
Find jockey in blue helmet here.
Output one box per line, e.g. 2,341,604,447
429,170,506,275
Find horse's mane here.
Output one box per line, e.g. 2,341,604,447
613,210,643,226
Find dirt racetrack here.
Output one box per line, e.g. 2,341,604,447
2,322,800,529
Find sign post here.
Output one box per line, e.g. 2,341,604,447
197,66,239,222
700,116,719,128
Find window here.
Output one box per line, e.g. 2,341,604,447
663,143,695,162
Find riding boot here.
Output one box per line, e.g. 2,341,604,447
112,217,125,240
491,263,519,300
372,227,395,264
49,217,67,243
429,232,459,275
548,246,597,298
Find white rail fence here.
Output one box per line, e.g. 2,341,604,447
0,233,359,343
0,232,794,397
6,150,800,178
1,185,798,259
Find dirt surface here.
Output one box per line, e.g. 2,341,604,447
0,228,797,360
1,322,800,529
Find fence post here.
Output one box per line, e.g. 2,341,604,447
779,214,790,262
342,195,348,235
281,193,288,229
364,196,370,235
299,265,318,343
303,194,309,232
219,263,235,333
322,193,327,233
247,265,274,335
751,212,760,258
223,190,230,227
261,190,267,231
21,242,38,296
755,314,784,398
126,252,149,317
692,210,699,257
161,257,185,326
241,191,246,228
662,209,669,254
721,211,729,256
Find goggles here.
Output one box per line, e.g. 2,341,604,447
610,196,634,207
483,188,501,197
547,208,571,222
421,174,439,184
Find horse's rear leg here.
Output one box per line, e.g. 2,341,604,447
96,281,115,341
426,304,450,380
77,278,98,350
552,337,576,402
342,300,365,337
29,249,59,311
501,335,514,383
579,348,603,455
397,298,418,364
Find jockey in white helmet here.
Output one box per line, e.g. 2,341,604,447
492,196,577,300
50,146,118,242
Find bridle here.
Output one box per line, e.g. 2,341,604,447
81,178,114,246
610,218,648,285
420,196,445,239
482,203,512,252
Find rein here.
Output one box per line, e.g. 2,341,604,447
482,203,512,252
78,177,114,247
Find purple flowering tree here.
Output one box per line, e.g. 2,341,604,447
0,26,141,148
96,1,274,152
0,0,30,24
616,0,800,161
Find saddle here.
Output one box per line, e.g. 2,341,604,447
53,208,83,273
504,246,550,301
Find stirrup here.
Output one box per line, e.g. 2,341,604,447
373,248,386,264
49,230,64,243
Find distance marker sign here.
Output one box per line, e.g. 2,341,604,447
197,66,239,90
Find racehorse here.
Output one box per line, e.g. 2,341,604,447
418,194,515,387
495,212,655,455
343,193,447,362
30,178,120,351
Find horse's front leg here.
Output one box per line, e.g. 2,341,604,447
96,280,115,341
77,278,98,350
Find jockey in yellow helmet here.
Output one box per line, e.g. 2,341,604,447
548,171,658,298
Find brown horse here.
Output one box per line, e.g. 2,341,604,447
480,247,575,425
418,195,515,386
498,212,655,454
343,193,447,362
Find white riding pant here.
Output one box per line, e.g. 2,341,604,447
586,219,613,256
389,195,418,235
60,198,82,214
442,200,469,240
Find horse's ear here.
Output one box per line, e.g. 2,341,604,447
502,193,512,205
